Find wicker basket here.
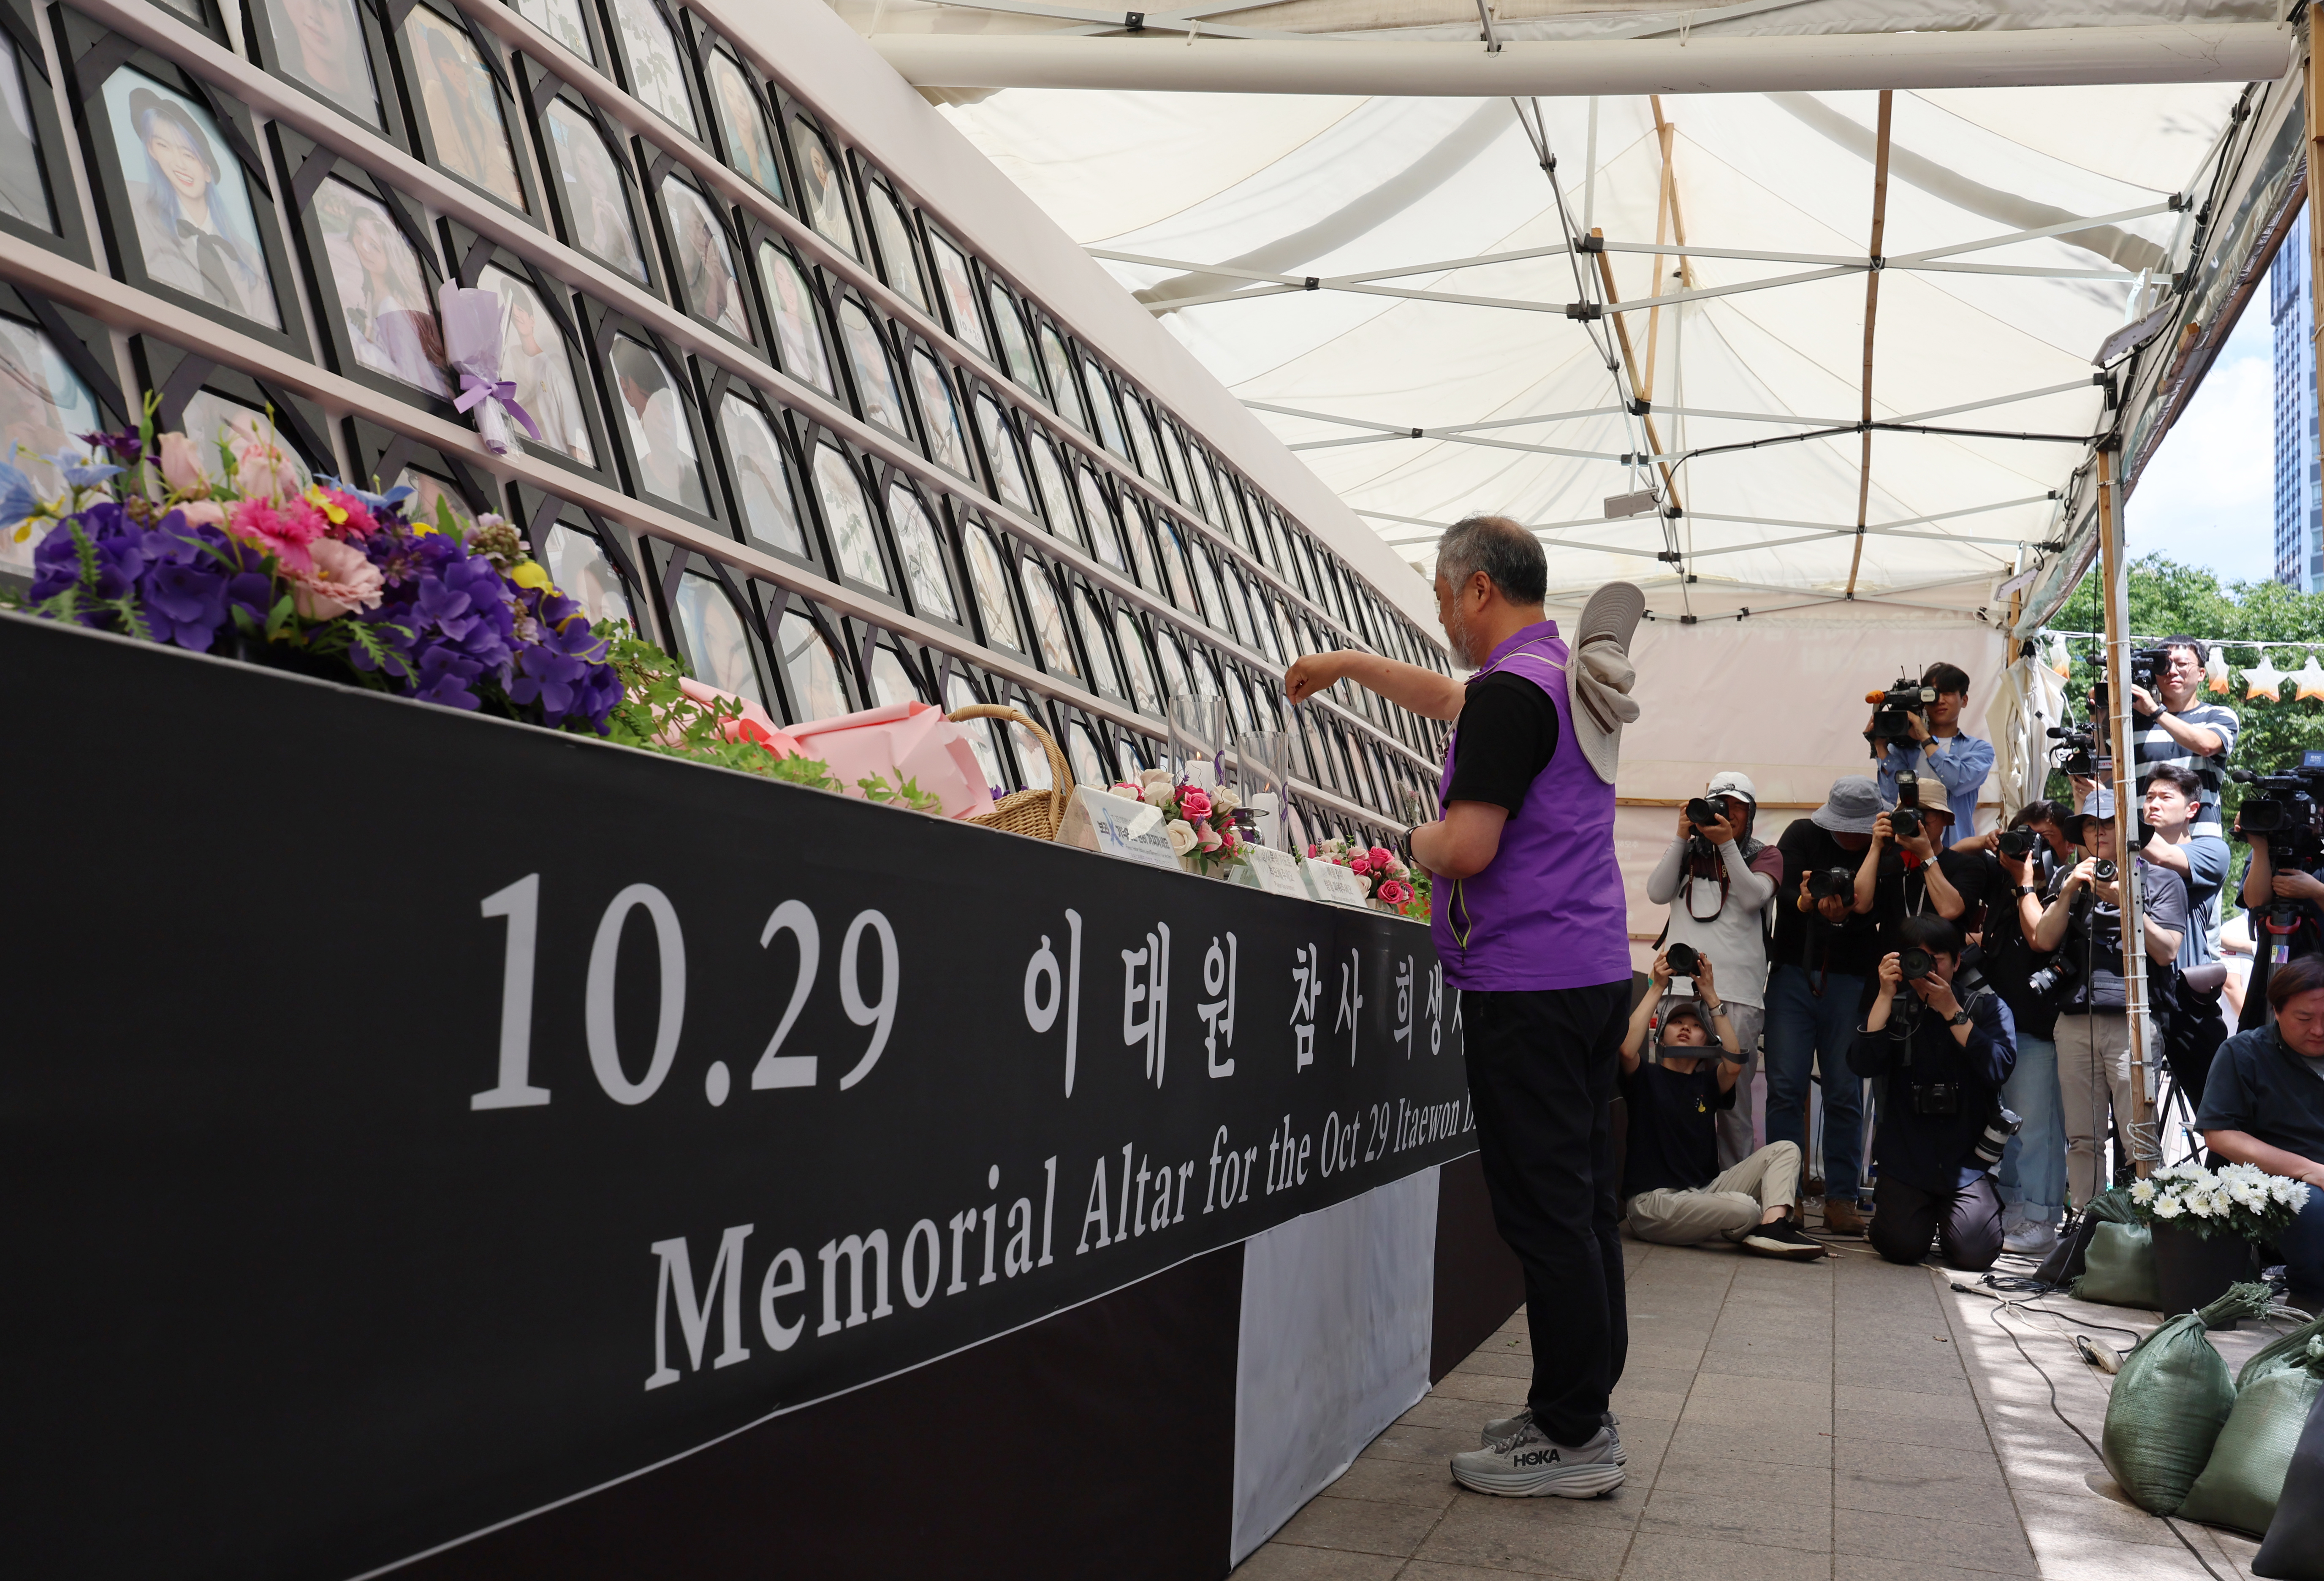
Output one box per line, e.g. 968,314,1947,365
948,704,1072,840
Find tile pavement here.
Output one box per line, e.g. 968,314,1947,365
1229,1228,2296,1581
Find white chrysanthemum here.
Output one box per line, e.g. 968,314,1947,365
2130,1179,2157,1204
2153,1195,2185,1218
2187,1193,2215,1217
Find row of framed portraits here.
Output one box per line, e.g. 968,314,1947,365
0,0,1450,693
0,278,1440,828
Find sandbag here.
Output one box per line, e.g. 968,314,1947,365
2180,1338,2324,1536
2075,1221,2163,1311
2253,1383,2324,1580
2102,1282,2277,1515
2242,1315,2324,1389
2038,1187,2136,1291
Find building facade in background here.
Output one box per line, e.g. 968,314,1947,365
2272,208,2319,589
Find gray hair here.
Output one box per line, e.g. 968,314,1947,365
1436,515,1546,606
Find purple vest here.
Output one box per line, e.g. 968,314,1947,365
1432,621,1630,992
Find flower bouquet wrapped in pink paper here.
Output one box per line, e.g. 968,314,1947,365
790,700,996,820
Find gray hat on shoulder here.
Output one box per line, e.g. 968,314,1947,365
1569,581,1645,786
1810,775,1882,835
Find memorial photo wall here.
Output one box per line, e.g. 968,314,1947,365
5,0,1444,842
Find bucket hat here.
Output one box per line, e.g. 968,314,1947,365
1809,776,1881,835
1570,581,1644,785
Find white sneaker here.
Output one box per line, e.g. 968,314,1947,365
2002,1220,2058,1258
1452,1421,1624,1498
1480,1408,1626,1467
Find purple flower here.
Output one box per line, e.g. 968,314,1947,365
133,517,267,651
76,428,142,466
30,503,147,607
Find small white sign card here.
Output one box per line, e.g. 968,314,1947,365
1241,844,1308,899
1302,856,1374,907
1059,786,1182,871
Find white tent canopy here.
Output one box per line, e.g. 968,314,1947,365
849,0,2287,632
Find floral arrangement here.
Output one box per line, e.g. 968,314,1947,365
2128,1160,2312,1243
4,413,623,733
1309,836,1429,919
1113,768,1247,874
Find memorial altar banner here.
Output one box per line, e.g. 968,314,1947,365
1,615,1475,1581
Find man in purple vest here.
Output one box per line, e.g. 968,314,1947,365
1287,516,1642,1499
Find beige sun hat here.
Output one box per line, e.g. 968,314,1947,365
1570,582,1645,785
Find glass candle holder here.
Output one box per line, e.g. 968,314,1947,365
1234,729,1291,849
1168,694,1227,790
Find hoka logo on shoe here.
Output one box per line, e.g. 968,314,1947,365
1514,1448,1561,1467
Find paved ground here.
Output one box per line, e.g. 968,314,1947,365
1231,1226,2294,1581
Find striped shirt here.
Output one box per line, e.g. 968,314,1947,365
2132,702,2239,837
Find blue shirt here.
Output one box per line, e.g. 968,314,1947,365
1877,731,1994,837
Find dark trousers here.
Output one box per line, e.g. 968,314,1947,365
1869,1173,2004,1271
1462,982,1630,1447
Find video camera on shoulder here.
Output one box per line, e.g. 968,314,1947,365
1863,673,1935,754
2129,645,2171,695
2231,751,2324,867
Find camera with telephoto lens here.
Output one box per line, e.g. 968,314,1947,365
1864,673,1936,754
1807,866,1854,903
1684,794,1730,830
2026,948,2081,999
1973,1103,2024,1170
1890,807,1924,841
1998,828,2039,858
1664,941,1701,978
1898,946,1936,981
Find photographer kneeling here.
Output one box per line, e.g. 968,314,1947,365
1619,949,1826,1260
1851,916,2018,1270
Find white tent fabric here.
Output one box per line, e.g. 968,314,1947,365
875,5,2253,625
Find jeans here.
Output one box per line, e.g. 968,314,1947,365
2276,1187,2324,1299
1462,982,1630,1448
1763,964,1868,1204
1996,1032,2065,1225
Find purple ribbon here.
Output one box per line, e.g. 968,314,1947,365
455,371,542,442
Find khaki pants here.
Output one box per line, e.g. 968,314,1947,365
2054,1011,2160,1206
1626,1141,1802,1245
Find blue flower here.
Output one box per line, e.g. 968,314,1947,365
43,449,123,490
0,458,41,527
316,474,416,516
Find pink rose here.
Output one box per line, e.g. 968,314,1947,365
1378,880,1410,906
1349,856,1371,876
231,433,305,501
157,431,206,492
288,538,385,618
1368,845,1394,869
1178,787,1213,820
173,500,227,527
1197,822,1223,853
1219,825,1240,850
1307,844,1320,858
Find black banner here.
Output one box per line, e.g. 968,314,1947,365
2,615,1474,1581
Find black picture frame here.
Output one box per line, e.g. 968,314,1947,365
517,58,660,296
130,331,333,474
382,0,542,225
60,10,307,357
962,375,1037,521
0,278,127,427
919,213,993,371
443,218,618,487
578,296,725,531
1060,568,1127,706
0,0,92,264
778,102,858,262
594,0,701,147
241,0,404,140
0,283,122,586
502,0,604,71
341,413,494,516
678,15,784,211
794,422,901,614
845,619,935,709
978,271,1045,404
508,478,648,633
694,361,821,577
638,143,760,355
828,285,915,449
757,581,862,724
952,504,1029,662
1011,544,1087,694
271,124,460,418
866,456,969,638
142,0,229,48
852,157,930,317
897,331,977,488
743,222,839,404
647,537,781,712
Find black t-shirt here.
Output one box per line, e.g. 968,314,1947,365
2196,1024,2324,1165
1773,820,1881,979
1443,672,1560,814
1620,1057,1736,1198
1868,847,1989,951
1974,853,2062,1040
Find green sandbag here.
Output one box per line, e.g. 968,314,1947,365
2180,1339,2324,1537
2102,1283,2278,1515
2241,1315,2324,1389
2075,1221,2163,1310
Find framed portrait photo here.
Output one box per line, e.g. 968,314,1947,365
342,415,494,516
244,0,399,137
0,1,92,264
130,333,334,489
748,229,836,402
444,220,615,484
388,0,537,220
62,19,305,356
598,0,698,141
798,426,899,609
870,459,967,638
506,0,598,65
763,587,860,724
522,69,655,292
645,156,755,349
274,128,456,410
856,163,928,314
921,217,988,366
901,334,975,486
697,367,817,575
964,380,1036,520
508,484,646,631
692,35,781,206
784,108,855,258
832,288,912,447
0,288,122,582
580,299,722,530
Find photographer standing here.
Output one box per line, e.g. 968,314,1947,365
2139,763,2225,967
1767,777,1883,1234
2118,638,2237,953
1645,771,1782,1167
2031,793,2186,1203
1850,915,2018,1270
2236,791,2324,1030
1977,808,2072,1257
1873,661,1995,837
